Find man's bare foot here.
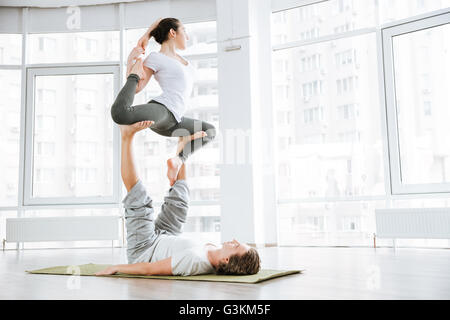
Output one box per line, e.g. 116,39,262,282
119,120,154,138
167,131,207,186
130,58,145,79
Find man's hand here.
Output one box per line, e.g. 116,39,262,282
95,265,118,276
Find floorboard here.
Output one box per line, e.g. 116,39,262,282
1,246,449,299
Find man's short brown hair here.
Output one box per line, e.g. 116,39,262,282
216,247,261,275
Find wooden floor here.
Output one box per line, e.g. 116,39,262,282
1,246,449,300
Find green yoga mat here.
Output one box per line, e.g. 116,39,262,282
26,263,302,284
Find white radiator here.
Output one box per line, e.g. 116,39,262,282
375,208,450,239
6,216,120,243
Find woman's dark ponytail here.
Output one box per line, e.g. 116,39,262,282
149,18,180,45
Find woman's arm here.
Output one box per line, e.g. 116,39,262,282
135,66,154,94
95,257,173,276
137,17,163,51
126,62,133,78
126,47,144,77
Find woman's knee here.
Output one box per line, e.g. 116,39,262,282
110,100,126,124
110,108,121,124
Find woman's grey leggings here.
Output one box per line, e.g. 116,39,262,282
111,73,216,162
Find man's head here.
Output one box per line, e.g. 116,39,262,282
149,17,189,49
214,239,261,275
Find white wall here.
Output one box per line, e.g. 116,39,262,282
216,0,278,246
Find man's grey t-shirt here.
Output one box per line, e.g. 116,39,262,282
151,234,216,276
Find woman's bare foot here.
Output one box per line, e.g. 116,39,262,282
167,131,208,186
176,131,207,155
130,58,145,79
119,120,154,138
167,157,183,186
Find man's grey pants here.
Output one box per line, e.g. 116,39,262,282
122,179,189,264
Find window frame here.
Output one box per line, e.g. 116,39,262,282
382,11,450,195
23,64,121,205
272,4,450,204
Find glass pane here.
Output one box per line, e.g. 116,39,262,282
182,205,221,242
0,70,21,206
272,33,385,199
28,31,119,63
271,0,378,46
32,73,114,198
378,0,450,25
183,21,217,55
278,201,384,246
278,199,450,247
393,23,450,185
0,34,22,64
271,0,450,46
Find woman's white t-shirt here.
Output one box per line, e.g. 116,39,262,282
143,51,195,122
150,234,216,276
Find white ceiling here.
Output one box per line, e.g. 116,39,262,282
0,0,146,7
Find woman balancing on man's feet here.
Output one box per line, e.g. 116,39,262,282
95,121,260,277
110,17,216,185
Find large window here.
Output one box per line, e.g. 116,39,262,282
278,201,385,246
273,32,384,201
24,69,117,204
272,0,450,247
0,70,21,206
0,34,22,207
384,13,450,194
